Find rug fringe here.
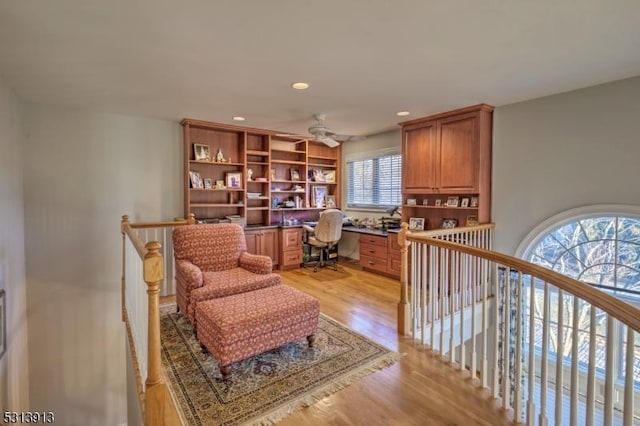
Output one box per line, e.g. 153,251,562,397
246,351,404,426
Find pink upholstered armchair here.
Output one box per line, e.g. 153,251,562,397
172,223,282,327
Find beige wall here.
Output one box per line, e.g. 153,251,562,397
493,76,640,254
0,76,29,412
22,105,182,425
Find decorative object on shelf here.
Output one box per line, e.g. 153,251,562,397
422,199,429,206
312,169,325,182
470,196,479,207
311,185,328,208
204,178,213,189
189,171,204,189
446,196,460,207
323,170,336,183
290,168,300,181
291,184,304,192
216,148,224,162
226,172,242,189
215,179,225,189
409,217,425,231
461,197,470,208
326,195,336,208
247,169,253,181
435,199,442,206
270,169,276,180
194,144,211,161
406,198,417,206
272,197,280,208
442,218,458,229
465,215,479,226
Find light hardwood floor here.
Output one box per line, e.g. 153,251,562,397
161,260,515,425
278,259,514,426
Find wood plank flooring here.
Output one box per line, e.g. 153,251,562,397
278,260,514,426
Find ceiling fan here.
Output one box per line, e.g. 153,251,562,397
276,114,365,147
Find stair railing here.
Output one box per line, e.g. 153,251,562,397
399,223,640,424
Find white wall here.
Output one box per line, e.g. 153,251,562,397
22,105,182,425
339,129,401,259
0,76,29,412
492,76,640,254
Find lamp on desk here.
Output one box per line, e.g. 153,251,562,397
385,206,401,217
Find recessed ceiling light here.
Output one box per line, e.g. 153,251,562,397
397,111,411,117
232,116,246,121
291,82,309,90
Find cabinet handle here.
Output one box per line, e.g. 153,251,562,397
368,261,375,265
369,250,376,253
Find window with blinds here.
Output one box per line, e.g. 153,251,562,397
347,153,402,209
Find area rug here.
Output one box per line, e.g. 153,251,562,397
160,304,402,425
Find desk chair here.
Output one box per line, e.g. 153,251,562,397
302,209,344,272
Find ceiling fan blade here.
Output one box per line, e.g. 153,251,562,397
318,136,340,148
274,133,307,139
332,134,366,142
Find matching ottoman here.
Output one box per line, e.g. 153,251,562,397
195,285,320,377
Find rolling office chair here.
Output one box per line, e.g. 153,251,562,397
302,209,344,272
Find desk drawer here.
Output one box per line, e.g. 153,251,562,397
281,250,302,267
360,255,387,273
359,234,387,247
360,242,387,259
388,257,402,276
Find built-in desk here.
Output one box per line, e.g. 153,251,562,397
342,226,401,279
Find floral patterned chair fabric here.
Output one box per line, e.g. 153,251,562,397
173,223,282,326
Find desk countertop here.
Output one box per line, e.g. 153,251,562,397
342,225,400,237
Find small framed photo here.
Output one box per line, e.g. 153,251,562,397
215,179,225,189
226,172,242,189
203,178,213,189
189,171,203,189
311,185,328,207
325,195,337,208
435,199,442,207
312,169,325,182
465,215,479,227
446,196,460,207
470,196,479,208
193,144,211,161
406,198,417,206
290,168,300,181
442,218,458,229
323,169,336,183
460,197,470,208
422,199,429,206
408,217,425,231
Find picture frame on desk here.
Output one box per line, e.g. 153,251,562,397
226,172,242,189
290,168,300,181
323,169,336,183
465,215,479,227
460,197,469,208
446,196,460,207
203,178,213,189
193,144,211,161
442,218,458,229
406,198,417,206
435,199,442,207
215,179,225,189
325,195,336,208
311,185,328,208
408,217,425,231
470,196,479,207
189,171,204,189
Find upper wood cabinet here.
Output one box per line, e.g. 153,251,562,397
400,104,493,229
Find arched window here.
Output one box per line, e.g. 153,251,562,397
518,205,640,302
517,205,640,397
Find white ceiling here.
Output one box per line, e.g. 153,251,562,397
1,1,639,137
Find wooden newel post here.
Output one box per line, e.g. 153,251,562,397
398,222,411,336
121,215,130,322
188,213,196,224
143,241,165,424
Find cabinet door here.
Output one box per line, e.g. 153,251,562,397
244,231,259,255
437,113,479,192
259,229,279,266
403,122,437,193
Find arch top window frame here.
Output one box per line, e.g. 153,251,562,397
517,204,640,298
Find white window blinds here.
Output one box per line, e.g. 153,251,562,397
347,152,402,209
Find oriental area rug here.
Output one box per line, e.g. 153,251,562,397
160,305,402,425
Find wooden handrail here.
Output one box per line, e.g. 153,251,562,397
404,228,640,332
411,222,495,238
130,213,196,229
